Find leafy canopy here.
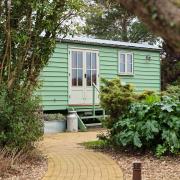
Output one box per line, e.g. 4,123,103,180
83,2,158,43
0,0,84,92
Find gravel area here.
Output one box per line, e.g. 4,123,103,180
106,150,180,180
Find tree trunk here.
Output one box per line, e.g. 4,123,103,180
115,0,180,54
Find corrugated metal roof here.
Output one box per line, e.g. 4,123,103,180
58,37,161,51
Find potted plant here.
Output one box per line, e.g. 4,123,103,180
44,113,66,133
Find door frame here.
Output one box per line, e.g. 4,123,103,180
68,47,99,105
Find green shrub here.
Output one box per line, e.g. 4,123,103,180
99,78,160,128
100,78,136,128
137,90,161,104
0,85,43,150
163,85,180,101
137,90,156,100
109,96,180,156
99,78,179,156
142,94,161,104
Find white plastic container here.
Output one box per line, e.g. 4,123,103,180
67,111,78,132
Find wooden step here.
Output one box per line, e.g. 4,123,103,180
80,115,107,120
75,108,103,112
85,123,102,128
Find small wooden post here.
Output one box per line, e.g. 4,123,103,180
133,162,142,180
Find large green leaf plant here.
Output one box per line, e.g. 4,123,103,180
111,96,180,156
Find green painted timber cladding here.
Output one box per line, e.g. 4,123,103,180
39,43,69,110
39,42,160,111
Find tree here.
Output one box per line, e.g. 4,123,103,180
161,43,180,89
0,0,84,150
0,0,84,93
113,0,180,54
83,2,158,43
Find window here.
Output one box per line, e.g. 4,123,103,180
119,52,133,74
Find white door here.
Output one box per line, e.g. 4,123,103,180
69,49,99,105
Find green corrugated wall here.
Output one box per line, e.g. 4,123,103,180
39,42,160,111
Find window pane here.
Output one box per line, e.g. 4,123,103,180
127,54,133,73
120,54,125,64
92,70,97,85
78,69,83,86
86,52,91,69
127,54,132,64
92,53,96,69
72,69,77,86
127,63,132,73
86,70,91,86
120,53,125,73
77,52,83,68
72,51,77,68
120,63,125,72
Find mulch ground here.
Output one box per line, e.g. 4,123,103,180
104,149,180,180
0,151,47,180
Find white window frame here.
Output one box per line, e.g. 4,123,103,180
118,51,134,75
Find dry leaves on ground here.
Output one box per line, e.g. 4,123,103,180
0,148,47,180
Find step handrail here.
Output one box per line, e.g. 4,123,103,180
71,107,87,131
92,82,100,93
92,83,102,117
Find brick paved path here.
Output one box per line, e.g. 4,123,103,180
41,131,123,180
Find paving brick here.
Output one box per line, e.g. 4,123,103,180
41,131,123,180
